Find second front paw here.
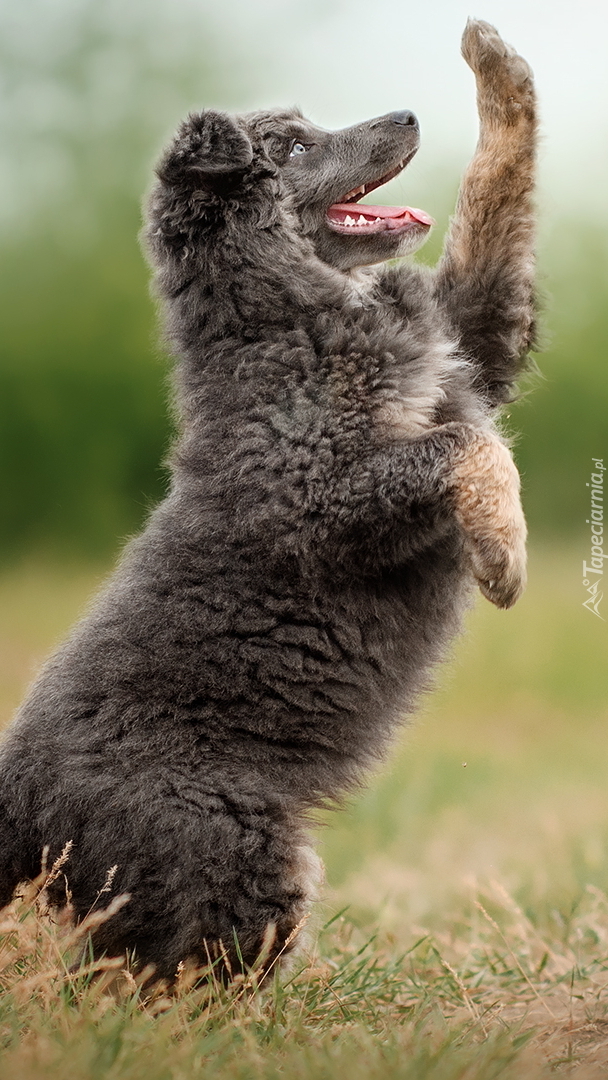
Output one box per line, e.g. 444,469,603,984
466,520,527,610
452,433,527,610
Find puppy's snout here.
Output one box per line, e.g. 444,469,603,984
389,110,418,129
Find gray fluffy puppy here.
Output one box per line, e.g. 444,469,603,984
0,21,537,981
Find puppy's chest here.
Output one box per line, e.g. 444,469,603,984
329,332,460,441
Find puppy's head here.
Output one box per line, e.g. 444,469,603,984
262,107,433,270
148,106,432,274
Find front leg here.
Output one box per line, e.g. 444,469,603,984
451,431,527,608
315,423,526,609
435,20,538,404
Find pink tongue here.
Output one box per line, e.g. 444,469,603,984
330,203,435,226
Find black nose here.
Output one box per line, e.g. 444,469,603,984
389,110,418,129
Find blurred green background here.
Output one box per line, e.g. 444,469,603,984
0,0,606,562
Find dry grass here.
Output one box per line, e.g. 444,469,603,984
1,548,607,1077
3,871,608,1078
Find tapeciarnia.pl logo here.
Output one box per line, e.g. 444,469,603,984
582,457,605,619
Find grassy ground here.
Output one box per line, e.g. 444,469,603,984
1,548,608,1078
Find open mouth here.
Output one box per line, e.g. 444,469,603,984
326,159,434,236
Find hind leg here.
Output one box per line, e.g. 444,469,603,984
197,840,324,983
58,792,322,985
0,801,34,908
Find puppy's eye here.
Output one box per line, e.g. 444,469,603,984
289,141,309,157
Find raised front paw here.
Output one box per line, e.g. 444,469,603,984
461,18,535,127
452,434,527,610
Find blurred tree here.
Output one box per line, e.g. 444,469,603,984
0,0,239,559
514,226,608,537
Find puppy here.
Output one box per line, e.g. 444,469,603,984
0,21,537,981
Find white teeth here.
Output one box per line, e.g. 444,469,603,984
339,212,379,228
341,161,409,206
342,214,371,227
343,183,366,201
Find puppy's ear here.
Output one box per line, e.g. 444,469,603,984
157,111,253,188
